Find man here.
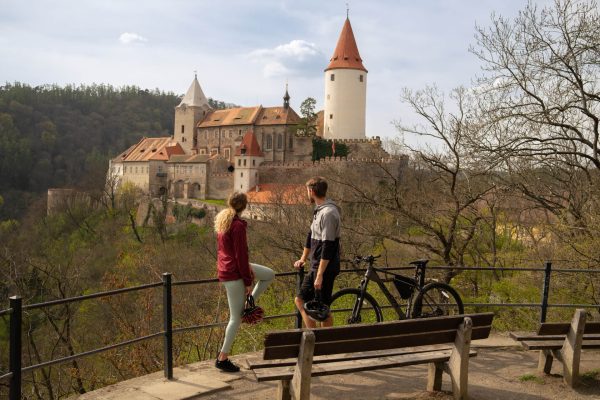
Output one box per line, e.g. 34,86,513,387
294,176,341,328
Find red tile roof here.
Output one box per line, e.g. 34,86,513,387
255,106,301,126
198,107,262,127
235,131,264,157
246,184,308,205
325,18,367,72
118,137,185,162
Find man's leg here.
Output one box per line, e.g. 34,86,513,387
296,270,317,328
319,269,338,328
295,296,316,328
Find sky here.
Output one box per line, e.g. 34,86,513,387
0,0,549,140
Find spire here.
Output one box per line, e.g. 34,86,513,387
235,130,264,157
178,74,210,108
325,18,367,72
283,82,290,109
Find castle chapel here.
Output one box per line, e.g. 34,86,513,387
109,17,394,200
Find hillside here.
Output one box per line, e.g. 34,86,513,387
0,82,232,219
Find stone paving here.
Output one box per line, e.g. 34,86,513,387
76,334,600,400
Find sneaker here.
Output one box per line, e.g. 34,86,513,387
215,358,240,372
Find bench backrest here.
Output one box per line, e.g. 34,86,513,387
538,321,600,335
263,313,494,360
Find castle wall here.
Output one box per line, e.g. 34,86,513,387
47,189,93,215
207,173,234,199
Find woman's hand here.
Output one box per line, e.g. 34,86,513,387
245,286,252,296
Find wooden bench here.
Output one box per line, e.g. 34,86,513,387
248,313,494,400
510,309,600,387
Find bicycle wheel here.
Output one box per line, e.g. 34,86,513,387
329,288,383,325
410,282,464,318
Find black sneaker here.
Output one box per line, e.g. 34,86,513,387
215,358,240,372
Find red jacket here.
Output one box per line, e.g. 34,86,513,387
217,215,253,286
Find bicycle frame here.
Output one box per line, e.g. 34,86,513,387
354,260,428,320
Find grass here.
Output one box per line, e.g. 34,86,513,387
581,369,600,382
519,374,545,384
197,199,226,206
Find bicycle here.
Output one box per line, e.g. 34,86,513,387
329,255,464,325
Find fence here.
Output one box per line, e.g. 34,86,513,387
1,262,599,399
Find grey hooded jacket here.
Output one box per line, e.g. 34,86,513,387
305,199,341,272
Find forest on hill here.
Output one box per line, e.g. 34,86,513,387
0,83,231,220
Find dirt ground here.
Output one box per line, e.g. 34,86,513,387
204,347,600,400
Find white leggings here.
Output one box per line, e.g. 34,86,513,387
220,263,274,354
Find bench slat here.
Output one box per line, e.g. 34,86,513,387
248,345,453,370
511,333,600,342
522,339,600,351
254,349,477,382
264,313,494,348
538,322,600,335
263,325,491,360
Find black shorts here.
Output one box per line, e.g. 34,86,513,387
297,268,339,305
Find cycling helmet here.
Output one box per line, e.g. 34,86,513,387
303,291,330,322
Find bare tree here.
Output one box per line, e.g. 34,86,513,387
331,87,496,282
471,0,600,171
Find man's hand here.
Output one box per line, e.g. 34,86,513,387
293,259,305,269
314,274,323,290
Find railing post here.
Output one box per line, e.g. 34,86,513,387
9,296,22,400
162,273,173,379
295,266,305,329
540,261,552,323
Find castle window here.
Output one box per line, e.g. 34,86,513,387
252,159,255,166
238,159,241,166
239,129,242,135
241,172,244,177
289,136,293,149
330,114,333,119
124,166,127,173
224,148,231,160
243,159,247,166
266,134,272,150
330,74,335,81
277,134,283,149
181,125,185,133
327,94,330,100
135,167,138,173
359,75,363,82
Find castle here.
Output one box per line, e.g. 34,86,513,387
108,17,401,201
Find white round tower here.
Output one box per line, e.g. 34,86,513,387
323,17,368,140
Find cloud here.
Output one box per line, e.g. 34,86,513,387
118,32,148,45
249,39,325,78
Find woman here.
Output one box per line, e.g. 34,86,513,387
214,192,274,372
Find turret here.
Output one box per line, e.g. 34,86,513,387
323,17,367,140
174,74,212,153
233,131,264,193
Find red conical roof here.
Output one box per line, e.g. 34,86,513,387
235,130,264,157
325,18,367,72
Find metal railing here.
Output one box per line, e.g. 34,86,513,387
1,261,599,399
